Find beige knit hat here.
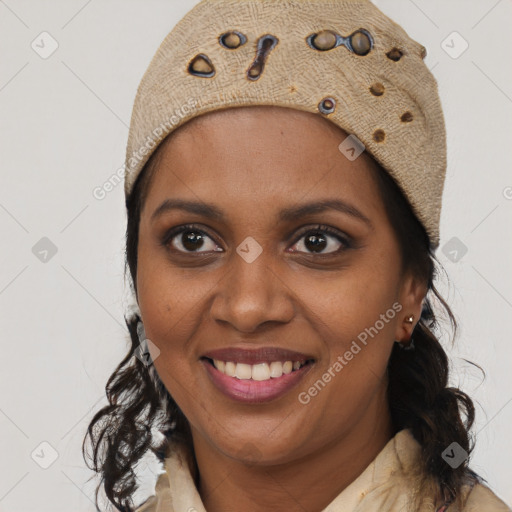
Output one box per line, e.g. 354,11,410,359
124,0,446,250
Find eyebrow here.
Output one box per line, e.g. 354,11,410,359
151,198,373,228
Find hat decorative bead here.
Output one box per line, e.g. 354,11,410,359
370,83,385,96
349,30,372,55
386,47,404,61
219,30,247,49
311,30,338,51
307,28,373,56
373,129,386,143
188,54,215,77
318,97,336,115
401,111,414,123
247,34,279,81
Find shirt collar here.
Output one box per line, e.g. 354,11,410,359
140,428,424,512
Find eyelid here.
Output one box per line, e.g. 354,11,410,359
161,223,221,250
162,223,352,253
290,224,351,247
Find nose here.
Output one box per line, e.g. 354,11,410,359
210,249,295,333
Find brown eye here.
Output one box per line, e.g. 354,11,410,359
164,225,222,254
291,225,351,255
303,233,331,253
180,230,207,252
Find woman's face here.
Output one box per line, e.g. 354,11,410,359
137,106,425,464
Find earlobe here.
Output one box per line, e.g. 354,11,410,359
395,273,427,346
394,314,416,349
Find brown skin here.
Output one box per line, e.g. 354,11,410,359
136,106,427,512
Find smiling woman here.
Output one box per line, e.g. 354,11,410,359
82,1,511,512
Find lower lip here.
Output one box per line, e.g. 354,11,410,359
201,359,314,404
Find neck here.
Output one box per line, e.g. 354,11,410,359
192,387,395,512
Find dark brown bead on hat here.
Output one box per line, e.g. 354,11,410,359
311,30,338,51
188,54,215,77
401,112,414,122
219,31,247,49
370,83,385,96
386,48,404,61
350,30,372,56
373,129,386,142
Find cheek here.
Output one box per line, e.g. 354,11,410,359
136,249,227,414
143,293,208,427
291,253,399,411
295,255,400,344
137,239,205,339
138,270,203,369
295,295,396,442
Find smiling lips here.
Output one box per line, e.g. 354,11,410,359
201,346,315,403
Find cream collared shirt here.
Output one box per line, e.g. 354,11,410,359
135,429,511,512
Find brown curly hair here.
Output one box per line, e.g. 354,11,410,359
82,131,483,511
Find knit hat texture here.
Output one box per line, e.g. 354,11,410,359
124,0,446,249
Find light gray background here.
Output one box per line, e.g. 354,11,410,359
1,0,511,510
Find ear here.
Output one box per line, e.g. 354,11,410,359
394,270,428,342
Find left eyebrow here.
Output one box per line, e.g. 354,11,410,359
151,198,373,229
278,199,373,229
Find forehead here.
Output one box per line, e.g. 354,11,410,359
142,106,383,219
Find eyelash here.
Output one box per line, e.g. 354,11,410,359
161,223,352,255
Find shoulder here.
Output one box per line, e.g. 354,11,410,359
134,494,157,512
133,471,172,512
458,482,512,511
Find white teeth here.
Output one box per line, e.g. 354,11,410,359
282,361,293,374
252,363,270,381
269,361,283,378
224,361,236,377
212,359,307,380
234,363,252,379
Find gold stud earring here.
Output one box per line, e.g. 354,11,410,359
404,315,414,324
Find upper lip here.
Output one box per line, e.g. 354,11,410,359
201,346,315,365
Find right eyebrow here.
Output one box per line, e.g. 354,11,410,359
151,199,224,223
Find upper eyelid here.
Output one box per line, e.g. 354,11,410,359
289,224,349,243
166,223,349,249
